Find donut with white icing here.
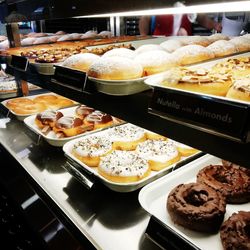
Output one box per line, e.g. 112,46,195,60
98,150,151,183
136,140,180,171
72,136,113,167
109,123,146,150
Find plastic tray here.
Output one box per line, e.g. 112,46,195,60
63,124,202,192
138,154,250,250
24,106,121,147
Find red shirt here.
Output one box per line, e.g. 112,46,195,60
153,14,192,36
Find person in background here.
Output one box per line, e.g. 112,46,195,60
139,13,222,36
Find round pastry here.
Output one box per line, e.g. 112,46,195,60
11,102,46,115
226,78,250,102
53,116,94,137
98,150,151,183
87,56,143,80
84,110,113,129
98,31,112,38
102,48,136,59
134,44,165,55
75,105,95,119
220,211,250,250
109,123,146,150
197,164,250,204
172,45,215,65
145,131,167,141
62,53,100,72
33,94,58,104
6,97,34,109
167,182,226,233
160,39,183,53
35,110,63,129
135,50,178,76
207,40,237,57
136,140,180,171
161,67,232,96
72,135,113,167
171,140,199,157
52,97,75,109
229,37,250,52
21,37,36,46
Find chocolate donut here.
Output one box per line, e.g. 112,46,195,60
197,164,250,204
220,211,250,250
167,182,226,233
36,110,63,127
84,110,113,129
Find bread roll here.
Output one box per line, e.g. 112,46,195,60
160,39,183,53
98,31,112,38
55,31,66,35
135,50,178,76
135,44,165,55
87,56,143,80
102,48,136,59
21,37,36,46
229,37,250,52
207,40,237,57
208,33,229,42
180,36,212,47
172,44,215,65
32,37,51,45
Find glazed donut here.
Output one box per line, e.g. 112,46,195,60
220,211,250,250
72,136,113,167
109,123,146,151
84,110,114,129
87,56,143,80
197,164,250,204
98,150,151,183
53,116,94,137
11,102,46,115
136,140,180,171
35,110,63,130
75,105,94,119
167,182,226,233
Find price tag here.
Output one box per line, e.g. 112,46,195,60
10,55,29,71
149,87,250,142
52,65,88,91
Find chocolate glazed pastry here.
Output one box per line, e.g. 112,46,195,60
167,182,226,233
220,211,250,250
75,105,94,119
197,164,250,204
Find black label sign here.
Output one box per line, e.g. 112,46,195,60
149,87,250,142
53,65,87,91
146,216,201,250
10,55,29,71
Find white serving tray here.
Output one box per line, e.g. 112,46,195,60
1,92,77,121
138,154,250,250
24,106,119,147
144,52,250,105
63,124,202,192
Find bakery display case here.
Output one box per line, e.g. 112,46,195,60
0,1,249,250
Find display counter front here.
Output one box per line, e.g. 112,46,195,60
0,107,160,250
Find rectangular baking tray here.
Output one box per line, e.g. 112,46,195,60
23,106,122,147
63,123,202,192
138,154,250,250
1,92,78,121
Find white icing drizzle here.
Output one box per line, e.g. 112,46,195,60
56,116,74,128
40,110,57,120
136,139,178,163
99,150,149,177
86,111,106,122
73,136,112,157
109,123,145,142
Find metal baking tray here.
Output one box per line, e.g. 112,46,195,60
63,123,202,192
29,62,59,75
1,92,78,121
24,106,122,147
88,76,151,96
139,154,250,250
